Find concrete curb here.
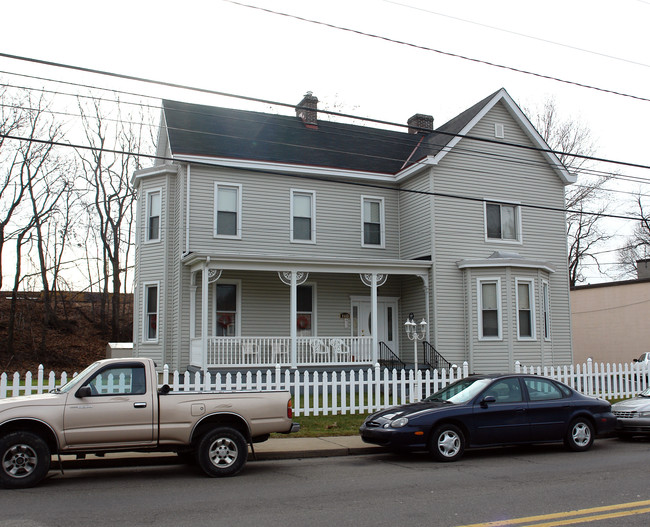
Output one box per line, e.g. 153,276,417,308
53,436,386,470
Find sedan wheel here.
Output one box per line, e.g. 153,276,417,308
430,424,465,462
564,418,594,452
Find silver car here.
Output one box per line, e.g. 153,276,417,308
612,388,650,438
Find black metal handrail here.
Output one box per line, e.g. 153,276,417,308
378,342,406,369
423,341,453,371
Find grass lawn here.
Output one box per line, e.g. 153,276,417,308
273,412,370,438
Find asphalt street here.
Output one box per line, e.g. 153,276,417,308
2,437,650,527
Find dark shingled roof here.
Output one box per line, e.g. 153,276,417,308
162,91,499,175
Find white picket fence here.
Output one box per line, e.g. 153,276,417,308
2,359,648,416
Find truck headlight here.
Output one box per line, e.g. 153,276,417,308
638,411,650,418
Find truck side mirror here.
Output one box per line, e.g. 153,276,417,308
76,386,92,398
158,384,171,395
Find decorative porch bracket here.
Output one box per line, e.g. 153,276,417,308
278,271,309,368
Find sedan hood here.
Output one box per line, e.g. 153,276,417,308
368,400,451,422
612,397,650,412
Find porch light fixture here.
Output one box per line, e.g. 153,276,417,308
404,313,427,400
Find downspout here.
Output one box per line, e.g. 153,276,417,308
185,164,191,254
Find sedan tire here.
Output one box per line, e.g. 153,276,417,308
0,432,51,489
429,424,465,462
564,418,594,452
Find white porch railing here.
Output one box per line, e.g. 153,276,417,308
192,336,374,368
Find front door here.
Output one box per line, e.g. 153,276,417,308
352,299,399,354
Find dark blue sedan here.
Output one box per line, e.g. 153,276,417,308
360,374,616,461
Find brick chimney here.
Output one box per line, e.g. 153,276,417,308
407,113,434,134
296,92,319,129
637,259,650,280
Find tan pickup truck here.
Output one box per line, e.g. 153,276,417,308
0,358,299,488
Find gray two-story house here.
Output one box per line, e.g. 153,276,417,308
132,88,575,374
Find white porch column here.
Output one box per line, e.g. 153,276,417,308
201,262,209,371
290,271,298,369
371,273,379,364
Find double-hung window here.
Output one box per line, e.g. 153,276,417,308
143,282,159,342
291,190,315,242
516,279,536,340
214,183,242,238
478,278,501,340
362,196,384,247
145,190,161,242
485,202,520,242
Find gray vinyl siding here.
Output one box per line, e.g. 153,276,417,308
399,275,428,363
135,174,172,366
186,166,400,259
431,101,572,372
399,171,432,260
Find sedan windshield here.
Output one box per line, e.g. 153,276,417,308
424,377,492,404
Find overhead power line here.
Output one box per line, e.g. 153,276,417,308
2,57,650,174
0,131,645,224
221,0,650,104
382,0,650,69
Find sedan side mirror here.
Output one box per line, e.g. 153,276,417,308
76,385,92,399
480,395,496,408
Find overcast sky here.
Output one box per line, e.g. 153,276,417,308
1,0,649,282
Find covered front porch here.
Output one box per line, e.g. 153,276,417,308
182,253,432,371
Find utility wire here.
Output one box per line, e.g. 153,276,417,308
222,0,650,104
2,59,650,173
1,131,645,223
382,0,650,69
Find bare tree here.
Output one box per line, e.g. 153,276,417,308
617,195,650,277
76,95,154,341
526,98,612,286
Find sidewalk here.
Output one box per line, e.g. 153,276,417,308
54,436,386,470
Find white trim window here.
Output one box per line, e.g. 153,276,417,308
296,284,314,336
542,280,551,341
291,189,316,243
214,282,240,337
145,189,161,243
214,183,242,239
516,278,536,340
362,196,385,247
485,201,521,243
143,282,159,343
478,278,501,340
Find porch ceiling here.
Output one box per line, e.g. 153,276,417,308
181,251,432,276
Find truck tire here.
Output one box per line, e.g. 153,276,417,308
196,427,247,477
0,431,51,489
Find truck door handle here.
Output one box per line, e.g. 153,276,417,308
134,402,147,408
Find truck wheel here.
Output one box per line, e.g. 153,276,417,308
564,418,594,452
196,427,247,477
0,432,51,489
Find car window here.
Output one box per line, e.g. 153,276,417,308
524,377,564,401
86,366,146,396
482,378,523,403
